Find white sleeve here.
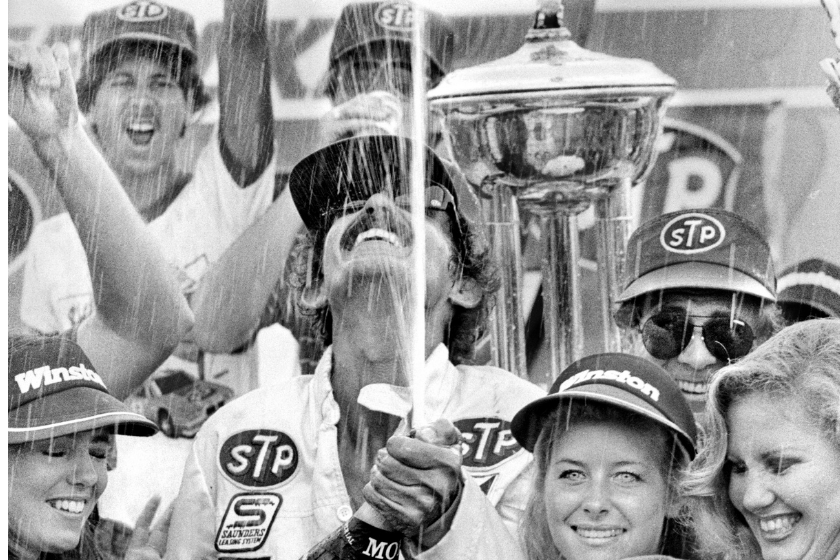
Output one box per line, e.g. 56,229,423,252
20,216,93,334
165,426,222,560
149,126,277,289
417,476,527,560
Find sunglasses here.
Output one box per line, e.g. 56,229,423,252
323,184,456,224
641,308,755,362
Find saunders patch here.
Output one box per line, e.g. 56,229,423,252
660,213,725,254
219,430,298,488
454,417,521,468
215,493,281,553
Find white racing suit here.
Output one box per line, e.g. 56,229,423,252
165,344,545,560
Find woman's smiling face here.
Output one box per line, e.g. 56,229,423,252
727,394,840,560
8,429,110,557
544,420,672,560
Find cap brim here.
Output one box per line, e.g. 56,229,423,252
511,386,694,458
617,261,776,303
332,38,443,75
8,387,158,444
91,34,197,63
289,135,454,232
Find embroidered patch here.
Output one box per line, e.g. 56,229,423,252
215,493,282,553
454,417,521,467
219,430,298,488
374,2,413,31
117,1,168,22
659,213,726,254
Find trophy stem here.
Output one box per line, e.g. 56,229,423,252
595,178,634,353
487,184,528,378
542,209,584,378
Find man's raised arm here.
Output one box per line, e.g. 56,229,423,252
9,42,193,399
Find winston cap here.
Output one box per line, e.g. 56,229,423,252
8,336,158,444
511,353,697,458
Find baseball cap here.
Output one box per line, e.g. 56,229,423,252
288,134,462,234
8,336,158,444
511,353,697,459
777,258,840,319
325,1,454,96
76,1,203,111
616,209,776,319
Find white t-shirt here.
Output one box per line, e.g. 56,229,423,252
19,128,301,525
21,127,283,393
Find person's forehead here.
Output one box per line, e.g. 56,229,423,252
108,55,173,76
550,419,666,465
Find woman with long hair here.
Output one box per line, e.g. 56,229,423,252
511,353,699,560
683,318,840,560
8,335,162,560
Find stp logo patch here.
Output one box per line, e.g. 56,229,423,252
660,213,726,254
375,2,414,30
117,1,168,22
215,493,281,553
454,417,521,467
219,430,298,488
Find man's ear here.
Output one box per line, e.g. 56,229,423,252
448,276,482,309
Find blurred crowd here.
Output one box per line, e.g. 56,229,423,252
7,2,840,560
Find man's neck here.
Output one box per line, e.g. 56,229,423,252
118,166,189,223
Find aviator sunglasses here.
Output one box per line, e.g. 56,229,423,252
323,184,456,225
641,308,756,362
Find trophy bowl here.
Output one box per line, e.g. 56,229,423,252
437,90,670,210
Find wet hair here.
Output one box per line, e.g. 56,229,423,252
616,288,784,348
76,41,209,114
682,318,840,560
520,400,696,560
287,208,499,366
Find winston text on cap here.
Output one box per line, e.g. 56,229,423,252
559,369,661,402
15,364,106,394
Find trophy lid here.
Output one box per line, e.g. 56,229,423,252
428,0,676,101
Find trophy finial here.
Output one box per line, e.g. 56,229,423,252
530,0,571,41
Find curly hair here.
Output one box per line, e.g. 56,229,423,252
682,318,840,560
76,41,209,114
520,401,696,560
286,208,499,366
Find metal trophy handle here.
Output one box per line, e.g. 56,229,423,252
430,0,675,380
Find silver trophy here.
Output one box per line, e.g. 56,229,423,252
429,0,676,380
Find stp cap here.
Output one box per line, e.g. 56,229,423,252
617,209,776,318
80,1,198,64
511,353,697,459
777,258,840,319
326,1,454,95
8,336,158,444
